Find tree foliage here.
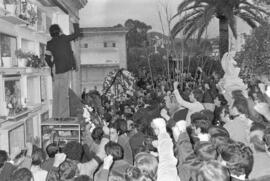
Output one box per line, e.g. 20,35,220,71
122,20,168,77
235,23,270,81
125,19,152,48
171,0,269,59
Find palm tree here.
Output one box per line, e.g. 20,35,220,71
171,0,270,60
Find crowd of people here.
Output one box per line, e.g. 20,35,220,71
1,68,270,181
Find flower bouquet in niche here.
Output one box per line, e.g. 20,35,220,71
26,53,46,68
5,80,28,117
15,49,29,67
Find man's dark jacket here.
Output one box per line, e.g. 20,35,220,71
46,23,80,74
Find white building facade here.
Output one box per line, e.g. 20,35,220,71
80,27,128,92
0,0,87,154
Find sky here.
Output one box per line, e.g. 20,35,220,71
79,0,251,38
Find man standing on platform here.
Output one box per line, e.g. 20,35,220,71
45,23,80,118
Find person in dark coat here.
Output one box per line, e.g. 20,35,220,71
45,23,80,118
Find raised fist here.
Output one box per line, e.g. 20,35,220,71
53,153,66,167
151,118,167,136
103,155,113,170
173,81,179,90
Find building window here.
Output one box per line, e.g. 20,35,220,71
104,42,116,48
0,33,17,66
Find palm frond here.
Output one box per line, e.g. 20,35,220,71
183,20,199,35
196,6,216,40
177,0,196,13
196,23,210,41
238,6,261,18
171,12,204,38
172,3,216,40
171,21,185,38
185,26,200,41
182,12,207,35
182,4,208,13
172,8,202,21
172,1,204,20
238,12,258,28
183,6,215,41
239,6,267,24
240,0,270,16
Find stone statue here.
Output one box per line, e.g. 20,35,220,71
217,51,247,106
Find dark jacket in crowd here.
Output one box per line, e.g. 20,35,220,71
46,23,80,74
0,162,16,181
176,132,203,181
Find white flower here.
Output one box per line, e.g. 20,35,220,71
89,122,96,132
7,103,13,109
83,107,91,122
86,105,93,112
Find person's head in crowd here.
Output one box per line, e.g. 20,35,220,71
164,93,179,115
32,148,46,166
104,101,111,110
11,168,33,181
219,142,254,179
200,110,214,123
204,82,210,90
103,112,112,123
74,175,92,181
151,118,166,137
214,106,230,125
248,84,265,103
46,143,59,158
124,105,133,114
202,82,214,103
134,152,158,180
191,112,211,138
208,126,230,138
249,123,266,153
230,97,251,119
194,142,218,161
208,126,230,148
109,170,126,181
210,134,231,150
0,150,8,169
137,96,145,107
214,94,228,107
49,24,61,37
63,141,83,162
137,136,157,153
59,159,78,180
91,127,104,144
198,160,230,181
105,141,124,161
189,88,204,103
125,166,154,181
127,119,134,132
109,119,127,142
